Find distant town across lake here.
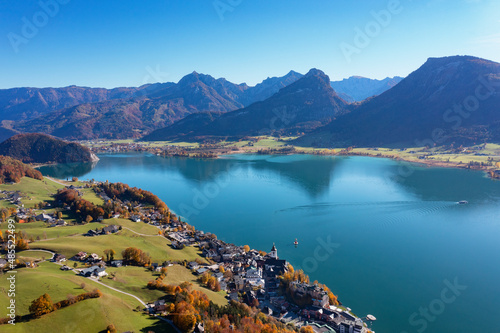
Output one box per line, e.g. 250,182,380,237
39,152,500,332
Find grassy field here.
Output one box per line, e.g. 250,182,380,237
103,217,161,236
30,229,206,263
0,262,175,333
0,173,223,332
16,250,53,262
79,187,104,205
0,177,63,209
99,265,227,306
161,265,227,306
351,145,500,166
0,221,106,240
100,266,165,303
156,141,200,148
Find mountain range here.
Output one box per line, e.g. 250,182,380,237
146,55,500,146
1,70,304,140
1,55,498,147
143,69,349,140
331,76,403,102
0,71,398,141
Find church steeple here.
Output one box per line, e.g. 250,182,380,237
269,243,278,259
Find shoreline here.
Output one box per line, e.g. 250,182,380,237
86,144,500,180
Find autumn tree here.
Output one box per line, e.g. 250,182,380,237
16,236,29,250
300,326,314,333
106,324,117,333
29,293,54,317
103,249,116,262
122,247,151,266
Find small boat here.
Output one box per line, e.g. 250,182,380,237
294,238,298,246
458,200,468,205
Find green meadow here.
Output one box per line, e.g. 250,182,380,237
29,228,205,263
0,262,175,333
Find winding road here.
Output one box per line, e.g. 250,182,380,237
88,277,147,307
88,278,181,333
45,176,69,187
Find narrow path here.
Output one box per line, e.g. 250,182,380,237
121,226,160,237
89,278,147,307
89,273,181,332
22,249,55,256
45,176,68,187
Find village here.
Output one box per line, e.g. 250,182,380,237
0,180,374,333
161,229,372,333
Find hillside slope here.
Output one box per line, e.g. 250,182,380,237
298,56,500,147
0,133,98,163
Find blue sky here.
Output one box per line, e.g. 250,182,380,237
0,0,499,89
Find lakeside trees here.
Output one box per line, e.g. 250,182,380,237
100,182,169,212
280,264,339,307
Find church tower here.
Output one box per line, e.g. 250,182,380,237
269,243,278,259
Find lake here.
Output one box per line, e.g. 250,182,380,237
39,153,500,332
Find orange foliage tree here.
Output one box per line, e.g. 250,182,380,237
29,293,54,317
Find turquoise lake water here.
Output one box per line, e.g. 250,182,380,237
39,153,500,333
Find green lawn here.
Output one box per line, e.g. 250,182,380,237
253,137,286,148
0,177,63,209
0,262,176,333
161,265,227,306
101,265,227,306
16,250,52,262
160,141,200,148
30,229,206,263
350,146,500,167
0,221,106,240
80,187,104,205
103,218,160,236
100,266,166,303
